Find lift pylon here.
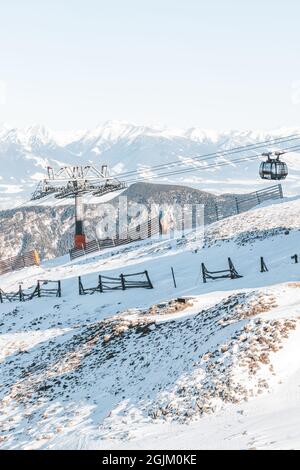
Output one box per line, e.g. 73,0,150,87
31,165,126,249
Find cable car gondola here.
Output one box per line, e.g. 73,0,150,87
259,151,288,180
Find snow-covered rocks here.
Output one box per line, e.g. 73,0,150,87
147,293,298,423
1,284,299,450
143,297,194,317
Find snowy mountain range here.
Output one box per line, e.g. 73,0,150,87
1,121,300,209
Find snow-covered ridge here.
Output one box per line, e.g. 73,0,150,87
2,121,299,146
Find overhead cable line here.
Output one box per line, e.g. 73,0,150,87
120,143,300,185
110,133,300,180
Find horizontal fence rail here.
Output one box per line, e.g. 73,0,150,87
78,270,153,295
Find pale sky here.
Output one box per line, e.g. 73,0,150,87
0,0,300,131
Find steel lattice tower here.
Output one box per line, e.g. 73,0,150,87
31,165,126,249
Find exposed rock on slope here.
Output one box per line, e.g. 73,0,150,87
0,287,298,447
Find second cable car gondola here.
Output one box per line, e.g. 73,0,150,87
259,151,288,180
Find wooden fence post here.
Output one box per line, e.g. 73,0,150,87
147,218,152,238
36,281,41,297
201,263,207,283
18,285,23,302
57,281,61,297
257,192,260,204
171,267,177,288
235,197,240,214
260,257,268,272
98,275,103,293
78,276,84,295
228,257,234,273
144,270,153,289
228,258,242,279
120,274,126,290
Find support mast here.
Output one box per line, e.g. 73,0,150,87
31,165,126,249
75,193,85,249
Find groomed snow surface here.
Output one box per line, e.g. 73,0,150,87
1,197,300,450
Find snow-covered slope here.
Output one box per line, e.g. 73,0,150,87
1,197,300,449
1,121,300,208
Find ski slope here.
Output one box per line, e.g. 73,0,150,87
1,197,300,449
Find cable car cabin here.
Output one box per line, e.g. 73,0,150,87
259,152,288,180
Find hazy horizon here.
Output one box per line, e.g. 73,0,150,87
1,119,300,135
1,0,300,131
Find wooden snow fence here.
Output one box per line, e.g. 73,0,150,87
78,270,153,295
0,250,40,276
69,185,283,261
0,280,61,303
70,217,160,260
235,184,283,213
201,258,243,283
